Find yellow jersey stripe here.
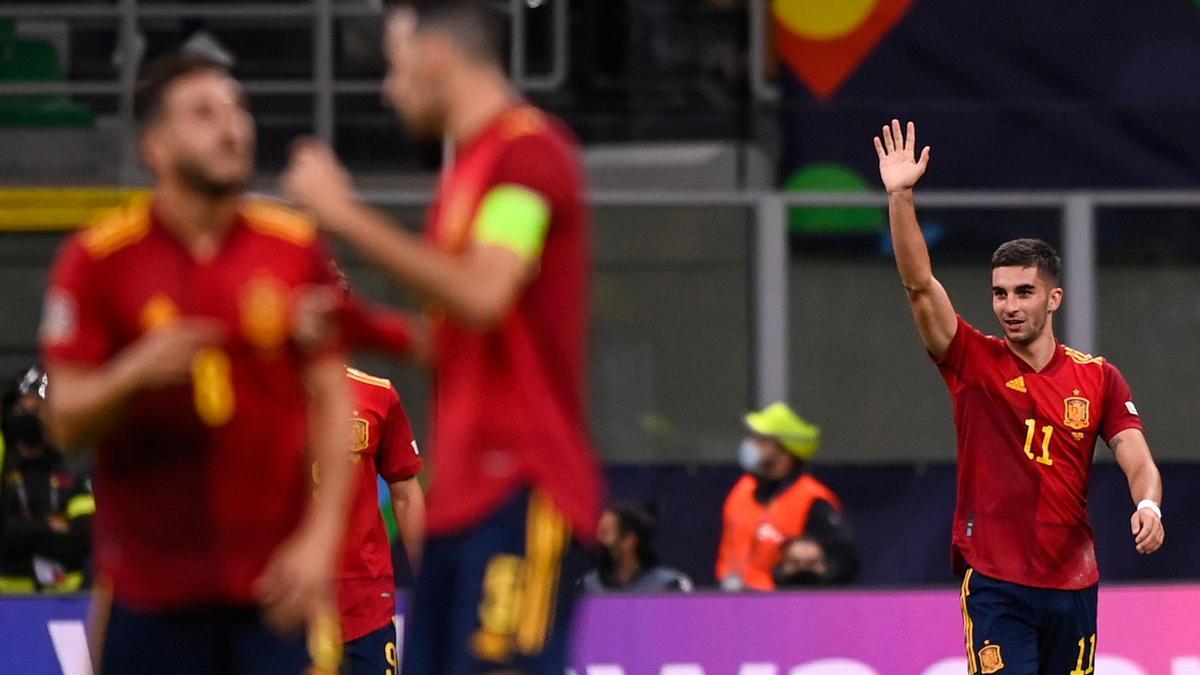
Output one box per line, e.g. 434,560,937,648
242,200,316,246
80,199,152,259
961,569,977,674
516,492,568,654
346,368,392,389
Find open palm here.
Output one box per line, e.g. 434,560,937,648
874,119,931,193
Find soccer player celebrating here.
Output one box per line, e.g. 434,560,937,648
282,1,602,673
40,52,353,674
875,119,1165,674
336,366,424,675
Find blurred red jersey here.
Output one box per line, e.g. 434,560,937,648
336,368,420,642
41,197,340,611
423,105,602,541
935,316,1142,589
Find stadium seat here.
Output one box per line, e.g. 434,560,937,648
0,18,93,128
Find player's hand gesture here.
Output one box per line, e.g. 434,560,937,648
874,119,931,195
1131,508,1164,554
281,137,356,227
291,285,341,354
255,526,336,634
120,319,226,389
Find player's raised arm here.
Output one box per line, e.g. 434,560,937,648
281,140,534,330
875,119,957,358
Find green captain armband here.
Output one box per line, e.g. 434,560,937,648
473,184,551,261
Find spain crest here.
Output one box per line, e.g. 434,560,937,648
350,417,370,452
979,642,1004,673
1064,391,1091,430
239,274,288,351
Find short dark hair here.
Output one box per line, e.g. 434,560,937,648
991,238,1061,284
609,503,659,568
393,0,504,65
133,51,234,129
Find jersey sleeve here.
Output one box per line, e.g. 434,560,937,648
932,315,989,388
300,240,348,360
377,386,421,483
40,238,114,366
470,134,563,262
338,293,416,356
1100,361,1143,443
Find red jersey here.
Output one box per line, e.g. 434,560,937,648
935,316,1142,589
423,105,602,540
40,197,340,611
336,367,420,642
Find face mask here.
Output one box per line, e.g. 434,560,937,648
773,569,825,588
7,412,44,448
738,439,763,474
591,546,617,577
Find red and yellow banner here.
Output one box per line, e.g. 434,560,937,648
774,0,915,100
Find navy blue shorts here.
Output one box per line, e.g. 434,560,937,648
341,620,398,675
960,569,1098,675
402,489,585,675
96,601,320,675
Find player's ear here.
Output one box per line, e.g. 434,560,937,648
1048,286,1064,312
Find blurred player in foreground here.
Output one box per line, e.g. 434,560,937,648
40,51,352,674
876,119,1164,674
335,365,423,675
282,1,603,671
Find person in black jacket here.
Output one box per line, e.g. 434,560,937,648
581,503,692,592
0,365,93,593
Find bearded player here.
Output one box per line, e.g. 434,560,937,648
875,120,1164,674
41,52,352,673
282,1,602,673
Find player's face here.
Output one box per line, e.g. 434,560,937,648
383,13,448,139
144,70,255,197
596,511,620,549
991,265,1062,345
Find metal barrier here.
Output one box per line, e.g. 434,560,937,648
0,0,570,179
355,188,1200,407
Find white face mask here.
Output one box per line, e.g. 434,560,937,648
738,439,763,474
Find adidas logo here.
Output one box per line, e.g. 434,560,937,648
1005,376,1027,393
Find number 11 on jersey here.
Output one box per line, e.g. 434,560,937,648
1023,419,1054,466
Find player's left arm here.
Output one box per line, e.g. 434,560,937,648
378,387,425,570
1102,361,1163,555
282,139,546,330
1110,429,1164,555
255,354,354,632
389,477,425,572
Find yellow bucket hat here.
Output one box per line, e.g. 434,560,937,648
744,402,821,459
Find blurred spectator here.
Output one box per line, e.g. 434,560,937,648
581,503,692,592
716,403,858,591
0,365,93,593
773,536,830,588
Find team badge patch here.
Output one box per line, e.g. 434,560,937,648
139,294,179,332
350,417,370,452
979,642,1004,673
40,288,78,345
1064,390,1091,430
239,274,289,350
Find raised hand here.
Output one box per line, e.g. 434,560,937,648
281,137,356,228
874,119,931,194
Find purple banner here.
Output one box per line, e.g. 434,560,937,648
3,586,1198,673
568,586,1200,674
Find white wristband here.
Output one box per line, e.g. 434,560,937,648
1136,499,1162,519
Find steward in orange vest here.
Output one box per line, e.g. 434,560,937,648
716,403,858,590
